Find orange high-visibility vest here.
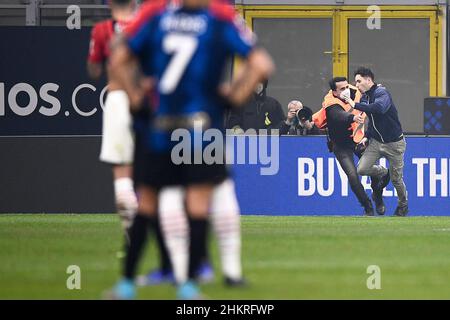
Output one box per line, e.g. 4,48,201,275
312,85,365,143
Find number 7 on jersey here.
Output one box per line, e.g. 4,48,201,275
159,34,198,94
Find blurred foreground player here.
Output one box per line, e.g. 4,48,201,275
157,178,245,291
88,0,219,287
87,0,173,275
107,0,274,299
87,0,138,236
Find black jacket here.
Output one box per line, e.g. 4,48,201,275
226,91,284,132
325,102,355,148
354,84,403,143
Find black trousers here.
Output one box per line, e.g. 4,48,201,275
333,143,370,208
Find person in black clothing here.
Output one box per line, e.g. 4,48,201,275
322,77,380,216
227,80,284,134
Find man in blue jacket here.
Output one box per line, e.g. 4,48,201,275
345,67,408,217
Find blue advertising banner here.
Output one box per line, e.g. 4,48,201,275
0,27,105,136
231,136,450,216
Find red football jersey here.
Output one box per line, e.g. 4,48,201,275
88,19,132,63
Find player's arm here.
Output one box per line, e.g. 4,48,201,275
225,48,274,107
87,62,103,80
108,35,152,112
219,8,274,107
87,24,105,80
110,8,158,112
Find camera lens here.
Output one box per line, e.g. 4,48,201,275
296,108,312,121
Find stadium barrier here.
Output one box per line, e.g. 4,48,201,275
232,135,450,216
0,135,448,215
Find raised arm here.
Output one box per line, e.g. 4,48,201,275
225,48,274,107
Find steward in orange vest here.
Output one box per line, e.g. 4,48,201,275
313,83,366,144
312,77,374,215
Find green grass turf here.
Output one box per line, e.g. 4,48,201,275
1,214,450,299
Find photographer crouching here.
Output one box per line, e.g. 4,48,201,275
279,100,322,135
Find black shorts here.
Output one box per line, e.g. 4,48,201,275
133,143,228,189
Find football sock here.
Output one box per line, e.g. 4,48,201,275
188,217,208,280
124,213,152,280
149,216,172,273
212,210,242,280
159,187,189,284
211,179,243,280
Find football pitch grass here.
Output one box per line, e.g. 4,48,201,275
1,214,450,300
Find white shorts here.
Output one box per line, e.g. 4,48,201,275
99,90,135,165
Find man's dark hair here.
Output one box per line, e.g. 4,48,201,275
111,0,132,6
329,77,347,91
354,67,374,80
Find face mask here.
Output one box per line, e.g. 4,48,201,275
255,83,264,95
340,88,350,101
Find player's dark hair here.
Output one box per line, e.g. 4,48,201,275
329,77,347,91
354,67,375,80
111,0,132,7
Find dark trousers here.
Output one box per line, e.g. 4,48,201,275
333,143,370,208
